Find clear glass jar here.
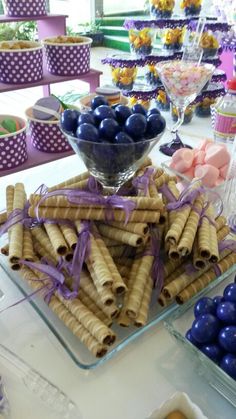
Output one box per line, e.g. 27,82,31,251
110,65,137,91
180,0,202,16
163,27,185,51
149,0,175,18
195,97,216,117
128,28,154,57
145,64,161,87
156,89,170,111
171,104,195,124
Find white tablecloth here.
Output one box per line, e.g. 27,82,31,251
0,117,235,419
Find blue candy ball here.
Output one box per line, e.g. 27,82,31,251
115,105,132,124
99,118,120,141
220,353,236,380
60,109,80,133
132,104,147,116
94,105,116,123
224,283,236,303
194,297,216,318
217,301,236,325
185,329,201,347
76,123,99,142
191,314,220,344
218,326,236,353
78,112,95,126
200,343,223,364
125,114,147,139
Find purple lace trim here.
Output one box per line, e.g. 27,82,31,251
124,17,191,30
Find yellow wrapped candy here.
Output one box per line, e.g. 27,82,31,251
111,66,137,90
129,28,153,56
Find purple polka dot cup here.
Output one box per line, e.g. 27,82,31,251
0,115,28,171
43,36,92,76
26,107,72,153
3,0,47,17
0,41,43,84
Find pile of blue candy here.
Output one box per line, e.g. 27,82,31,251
60,95,166,174
186,281,236,380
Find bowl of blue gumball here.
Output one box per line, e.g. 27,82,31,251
60,95,166,191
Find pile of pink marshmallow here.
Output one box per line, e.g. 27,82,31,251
169,140,231,188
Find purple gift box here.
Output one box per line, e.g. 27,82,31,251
26,108,72,153
43,36,92,76
0,115,28,171
3,0,47,17
0,41,43,84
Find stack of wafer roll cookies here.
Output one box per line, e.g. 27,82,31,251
0,160,235,359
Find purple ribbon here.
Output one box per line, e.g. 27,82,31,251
0,203,37,237
159,183,178,203
86,176,103,194
35,188,136,225
166,185,204,211
68,221,91,292
218,239,236,253
145,226,164,295
132,167,155,196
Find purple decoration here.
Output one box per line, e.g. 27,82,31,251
188,20,230,33
132,167,155,196
211,69,227,83
0,129,27,171
123,85,164,100
0,47,43,84
28,120,72,153
196,82,226,103
4,0,47,17
44,41,92,76
102,51,176,68
221,34,236,52
124,17,190,30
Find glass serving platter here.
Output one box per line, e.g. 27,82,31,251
164,266,236,408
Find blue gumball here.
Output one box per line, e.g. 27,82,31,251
218,326,236,353
78,112,95,126
200,343,223,364
220,354,236,380
224,283,236,303
60,109,80,133
114,131,134,145
185,329,201,347
132,104,147,116
213,295,224,306
146,108,161,117
146,114,166,138
216,302,236,325
115,105,132,124
94,105,116,123
91,95,108,110
191,314,220,344
134,140,149,160
194,297,216,318
125,114,147,139
99,118,120,141
76,123,99,142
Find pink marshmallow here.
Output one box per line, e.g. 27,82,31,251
219,163,229,179
194,164,220,188
193,150,205,166
171,148,194,173
182,166,195,180
197,139,213,151
204,144,230,169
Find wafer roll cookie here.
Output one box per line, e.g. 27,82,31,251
78,289,112,326
31,227,59,261
59,224,78,250
1,244,9,256
49,295,107,357
0,212,7,224
86,260,115,306
193,238,208,270
6,185,14,216
33,239,58,264
197,215,211,259
165,205,191,246
139,156,152,170
80,272,118,318
134,277,153,327
9,183,25,264
117,258,141,327
88,235,113,287
28,206,160,223
168,243,180,260
57,294,116,345
47,171,89,192
207,206,219,263
176,252,236,304
177,195,204,256
93,230,127,295
163,264,186,287
163,258,183,279
99,237,120,247
115,263,130,279
215,215,227,231
217,225,230,242
126,254,154,319
107,221,149,236
155,173,170,189
108,245,128,259
23,228,35,261
166,180,180,200
158,292,174,307
98,224,144,247
44,223,68,255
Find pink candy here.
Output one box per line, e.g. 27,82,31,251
169,140,231,188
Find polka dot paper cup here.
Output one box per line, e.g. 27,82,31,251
3,0,47,17
0,115,28,171
25,108,72,154
43,36,92,76
0,41,43,84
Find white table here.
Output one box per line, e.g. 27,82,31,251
0,117,235,419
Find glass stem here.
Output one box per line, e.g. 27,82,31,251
171,107,186,134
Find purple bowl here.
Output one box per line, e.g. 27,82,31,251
3,0,47,17
26,107,72,153
0,41,43,84
0,115,28,171
43,36,92,76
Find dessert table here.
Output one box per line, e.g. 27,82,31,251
0,116,235,419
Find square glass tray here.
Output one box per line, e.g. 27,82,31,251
164,265,236,408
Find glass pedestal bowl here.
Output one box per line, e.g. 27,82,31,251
63,132,165,193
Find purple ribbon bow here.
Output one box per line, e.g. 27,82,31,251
132,167,155,196
0,203,37,237
144,226,164,295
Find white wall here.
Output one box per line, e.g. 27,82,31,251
103,0,145,14
50,0,92,29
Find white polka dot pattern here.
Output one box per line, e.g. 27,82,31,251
0,131,28,171
4,0,47,17
0,48,43,84
44,44,91,76
29,121,72,153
